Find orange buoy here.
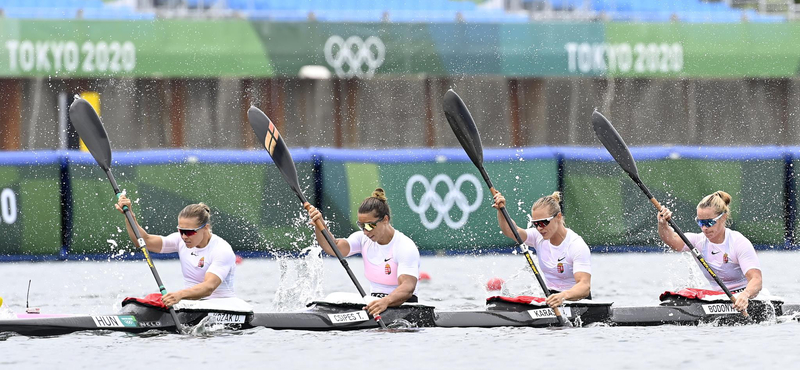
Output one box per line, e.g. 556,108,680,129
419,272,431,281
486,277,505,291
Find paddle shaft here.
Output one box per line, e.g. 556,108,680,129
294,194,387,329
105,169,185,331
304,205,366,295
246,106,386,329
591,111,745,316
479,168,570,326
629,174,742,310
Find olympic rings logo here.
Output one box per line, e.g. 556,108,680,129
405,174,483,230
324,35,385,78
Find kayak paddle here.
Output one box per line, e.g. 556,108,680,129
68,97,186,332
442,89,572,327
591,110,746,316
247,106,388,329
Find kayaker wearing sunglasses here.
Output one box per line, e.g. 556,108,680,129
116,194,237,307
657,191,762,312
307,188,420,317
492,191,592,310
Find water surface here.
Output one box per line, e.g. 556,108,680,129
1,251,799,369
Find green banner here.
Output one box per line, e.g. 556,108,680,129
68,151,315,254
564,156,785,247
252,21,800,78
254,22,604,78
500,23,605,77
319,150,558,252
253,22,449,77
4,19,800,78
0,148,793,258
605,23,800,78
0,153,62,256
0,19,272,78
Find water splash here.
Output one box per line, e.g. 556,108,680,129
186,316,213,336
678,252,709,289
760,299,779,324
384,319,421,332
107,240,126,259
271,245,325,312
0,302,14,319
186,316,243,337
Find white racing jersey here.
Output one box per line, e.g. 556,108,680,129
346,230,420,295
681,228,760,291
161,233,236,299
523,227,591,292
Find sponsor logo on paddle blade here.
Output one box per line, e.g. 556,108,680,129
265,120,279,156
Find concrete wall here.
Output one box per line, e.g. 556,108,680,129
3,76,800,150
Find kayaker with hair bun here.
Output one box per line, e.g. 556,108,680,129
657,190,762,312
492,191,592,310
307,188,421,317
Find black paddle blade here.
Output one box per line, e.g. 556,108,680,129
68,97,112,170
247,106,306,203
443,89,484,167
592,110,639,179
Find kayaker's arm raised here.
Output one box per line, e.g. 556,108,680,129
115,194,163,253
657,207,685,252
306,205,351,256
492,191,528,242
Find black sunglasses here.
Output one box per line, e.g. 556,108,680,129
357,216,384,232
531,213,559,228
178,222,207,237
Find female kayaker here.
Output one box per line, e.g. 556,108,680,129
493,191,592,310
307,188,421,317
116,195,237,307
657,190,762,312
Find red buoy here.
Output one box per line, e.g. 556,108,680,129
486,277,505,291
419,272,431,281
235,255,243,265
